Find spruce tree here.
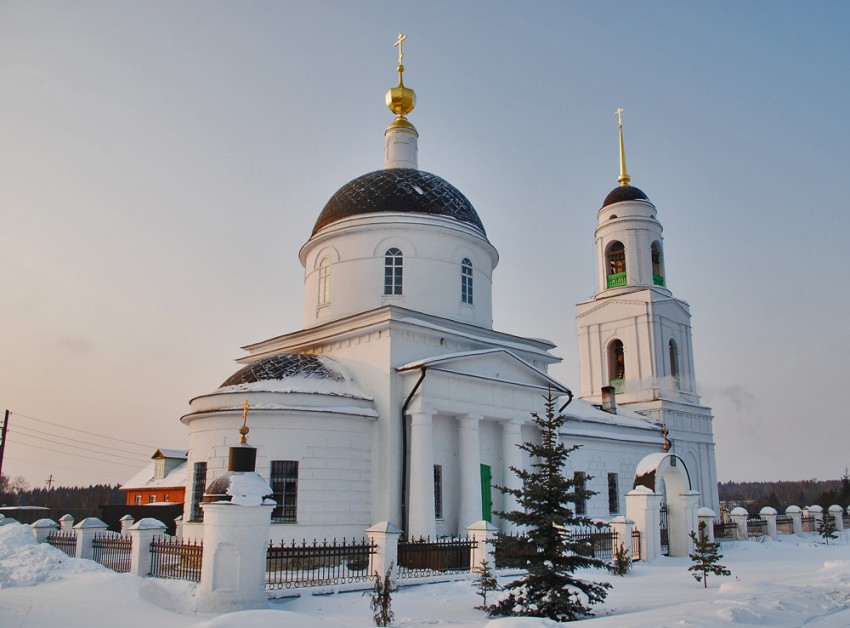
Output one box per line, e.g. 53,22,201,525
488,391,611,621
688,521,731,588
472,559,501,612
818,515,838,544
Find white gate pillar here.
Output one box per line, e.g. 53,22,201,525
626,487,663,562
759,507,778,537
697,508,716,542
829,505,844,531
786,506,803,535
129,518,167,577
366,521,401,586
607,515,634,560
74,517,109,560
730,507,748,540
408,411,436,539
458,415,483,531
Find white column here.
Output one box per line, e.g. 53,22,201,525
759,507,778,537
829,505,844,531
467,520,498,572
129,518,167,577
458,414,483,531
626,488,663,562
607,515,634,560
366,521,402,586
408,411,436,539
501,419,523,533
786,506,803,535
74,517,109,560
730,507,748,540
697,507,716,542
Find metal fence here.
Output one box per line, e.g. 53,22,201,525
149,536,203,582
801,515,817,533
776,514,794,534
493,527,617,568
567,526,617,561
747,517,767,537
844,512,850,528
631,529,641,561
92,532,132,573
397,536,477,579
493,532,536,569
714,520,738,541
46,530,77,557
265,537,376,590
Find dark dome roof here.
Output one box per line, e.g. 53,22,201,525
312,169,485,236
602,185,650,208
219,354,344,389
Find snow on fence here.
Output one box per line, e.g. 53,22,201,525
149,535,203,582
91,532,132,573
265,537,376,590
397,536,477,579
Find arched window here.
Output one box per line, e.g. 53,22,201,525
318,258,330,306
461,258,473,304
606,241,626,288
384,248,403,295
668,338,680,386
608,339,625,392
651,242,664,286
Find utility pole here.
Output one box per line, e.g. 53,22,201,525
45,474,54,490
0,410,9,478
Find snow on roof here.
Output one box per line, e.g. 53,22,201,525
121,460,187,491
635,452,669,477
216,374,372,399
562,398,660,432
152,449,188,460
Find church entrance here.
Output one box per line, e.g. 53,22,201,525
480,464,492,522
633,453,698,558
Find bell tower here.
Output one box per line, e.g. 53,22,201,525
575,110,719,512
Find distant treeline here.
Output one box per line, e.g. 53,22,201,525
719,475,850,512
0,476,123,510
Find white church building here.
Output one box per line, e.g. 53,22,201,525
178,43,719,548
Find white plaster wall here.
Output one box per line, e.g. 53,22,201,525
301,214,498,330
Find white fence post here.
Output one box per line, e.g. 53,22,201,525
759,507,778,537
129,518,167,577
607,516,634,561
74,517,109,560
806,505,823,529
366,521,401,585
626,487,663,562
729,507,748,541
697,508,716,542
467,520,498,572
830,505,844,531
59,514,74,532
32,518,59,543
174,515,184,540
786,506,803,534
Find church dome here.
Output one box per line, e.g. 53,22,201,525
312,168,486,236
220,354,343,388
602,184,650,208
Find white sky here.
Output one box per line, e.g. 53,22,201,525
1,1,848,488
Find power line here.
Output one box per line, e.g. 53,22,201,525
11,424,153,460
4,453,133,480
9,430,150,465
9,438,149,469
11,412,158,450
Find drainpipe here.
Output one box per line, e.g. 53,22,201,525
559,389,574,413
400,366,427,536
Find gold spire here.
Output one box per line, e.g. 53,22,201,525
385,33,416,132
239,399,250,444
616,107,631,186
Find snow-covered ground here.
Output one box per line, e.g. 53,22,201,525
2,520,850,627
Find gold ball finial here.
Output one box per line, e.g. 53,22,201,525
386,33,416,124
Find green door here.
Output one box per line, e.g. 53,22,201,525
480,464,492,522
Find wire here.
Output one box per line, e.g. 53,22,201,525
4,453,130,480
9,430,150,465
9,438,151,469
11,424,153,460
10,412,158,450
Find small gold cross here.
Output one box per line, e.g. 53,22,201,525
616,107,624,126
394,33,407,66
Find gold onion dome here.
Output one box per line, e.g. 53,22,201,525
385,33,417,134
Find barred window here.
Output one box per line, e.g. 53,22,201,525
384,248,403,295
574,471,587,516
461,258,473,304
190,461,207,522
318,258,330,306
434,465,443,519
271,460,299,523
608,472,620,514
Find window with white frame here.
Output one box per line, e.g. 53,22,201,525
384,248,403,295
318,257,330,306
461,258,473,304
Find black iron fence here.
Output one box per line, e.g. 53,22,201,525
493,527,617,568
801,515,817,533
397,536,476,579
265,537,375,590
844,512,850,528
494,532,536,569
659,505,669,555
714,520,738,541
149,536,203,582
747,517,767,537
776,514,794,534
46,530,77,557
92,532,132,572
567,526,617,561
631,529,641,561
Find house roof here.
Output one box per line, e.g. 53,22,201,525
121,459,188,491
